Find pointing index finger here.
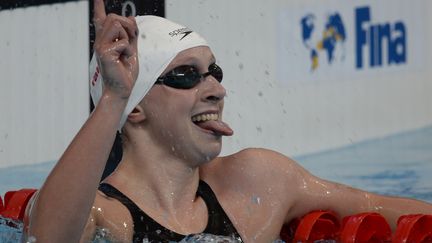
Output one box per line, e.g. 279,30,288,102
93,0,107,27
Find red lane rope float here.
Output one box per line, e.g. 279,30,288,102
393,214,432,243
0,189,37,221
280,210,341,242
340,212,392,243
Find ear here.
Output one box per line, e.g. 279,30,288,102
127,104,146,124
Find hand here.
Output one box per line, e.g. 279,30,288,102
93,0,139,100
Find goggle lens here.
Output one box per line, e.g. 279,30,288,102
155,63,223,89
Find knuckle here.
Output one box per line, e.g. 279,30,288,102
113,21,122,28
107,13,117,19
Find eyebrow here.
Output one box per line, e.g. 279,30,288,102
172,55,217,69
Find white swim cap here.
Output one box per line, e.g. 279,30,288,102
89,15,209,131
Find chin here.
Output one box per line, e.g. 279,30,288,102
197,142,222,163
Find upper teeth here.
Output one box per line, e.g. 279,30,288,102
192,113,219,122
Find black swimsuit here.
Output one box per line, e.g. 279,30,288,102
98,180,243,242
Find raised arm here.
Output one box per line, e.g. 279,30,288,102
24,0,138,241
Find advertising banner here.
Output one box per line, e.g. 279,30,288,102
277,0,429,84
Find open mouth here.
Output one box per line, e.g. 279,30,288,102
191,113,219,123
191,112,220,134
191,112,233,136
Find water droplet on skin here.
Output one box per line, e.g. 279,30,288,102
374,206,383,211
251,195,261,205
26,236,37,243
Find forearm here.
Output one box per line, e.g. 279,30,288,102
370,193,432,230
292,174,432,232
28,94,127,242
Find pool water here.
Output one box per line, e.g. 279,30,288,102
0,216,22,243
296,126,432,203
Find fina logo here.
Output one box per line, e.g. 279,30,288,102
300,13,346,71
356,6,406,69
300,6,407,71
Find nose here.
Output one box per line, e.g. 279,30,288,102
199,75,226,103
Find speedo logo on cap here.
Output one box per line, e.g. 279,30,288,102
169,27,193,40
91,66,100,86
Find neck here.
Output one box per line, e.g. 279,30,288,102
109,131,205,214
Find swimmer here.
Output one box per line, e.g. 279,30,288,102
24,0,432,242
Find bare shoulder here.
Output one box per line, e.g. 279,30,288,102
202,148,304,201
212,148,303,178
82,189,134,242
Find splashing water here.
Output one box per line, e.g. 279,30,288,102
92,227,112,243
179,233,242,243
93,230,245,243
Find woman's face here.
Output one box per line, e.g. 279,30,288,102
141,46,233,165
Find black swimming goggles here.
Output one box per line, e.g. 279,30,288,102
154,63,223,89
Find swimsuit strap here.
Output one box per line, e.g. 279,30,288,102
196,180,242,240
98,181,242,242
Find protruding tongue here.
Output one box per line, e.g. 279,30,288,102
196,120,233,136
